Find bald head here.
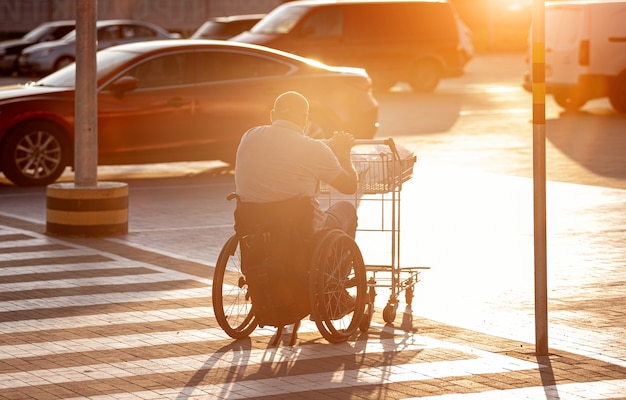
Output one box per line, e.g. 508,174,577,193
271,91,309,129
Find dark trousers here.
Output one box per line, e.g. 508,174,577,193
323,201,358,238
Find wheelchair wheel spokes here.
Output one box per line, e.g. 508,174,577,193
220,274,254,330
311,230,367,343
212,234,257,339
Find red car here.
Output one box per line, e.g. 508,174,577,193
0,40,378,186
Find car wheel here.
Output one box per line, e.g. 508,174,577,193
408,60,441,93
0,121,70,186
608,71,626,114
553,90,587,111
54,56,75,71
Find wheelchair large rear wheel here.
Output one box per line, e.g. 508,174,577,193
309,229,367,343
212,234,257,339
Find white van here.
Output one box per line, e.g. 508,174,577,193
231,0,469,92
523,0,626,113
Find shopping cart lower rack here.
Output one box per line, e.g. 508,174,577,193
320,137,430,325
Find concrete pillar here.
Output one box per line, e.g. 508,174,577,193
46,181,128,237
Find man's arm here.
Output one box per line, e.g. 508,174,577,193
326,131,358,194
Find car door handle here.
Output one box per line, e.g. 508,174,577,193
167,97,190,107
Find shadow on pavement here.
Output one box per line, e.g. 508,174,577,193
546,112,626,181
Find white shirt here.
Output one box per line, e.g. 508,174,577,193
234,119,342,232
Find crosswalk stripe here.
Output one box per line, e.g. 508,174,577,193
0,259,146,276
0,341,538,391
57,357,538,400
0,307,214,334
0,237,55,248
0,248,102,261
0,287,210,312
0,272,191,292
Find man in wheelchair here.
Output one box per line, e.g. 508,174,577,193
233,91,360,333
235,91,359,238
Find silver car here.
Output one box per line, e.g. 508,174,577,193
18,19,180,75
0,20,75,75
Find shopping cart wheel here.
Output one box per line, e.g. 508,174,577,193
310,229,367,343
212,234,257,339
383,303,397,324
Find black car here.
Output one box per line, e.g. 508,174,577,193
0,20,75,75
0,40,378,187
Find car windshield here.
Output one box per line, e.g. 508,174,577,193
22,25,55,41
60,30,77,41
192,21,227,38
251,6,308,34
33,49,138,87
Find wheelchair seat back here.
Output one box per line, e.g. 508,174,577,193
234,196,315,328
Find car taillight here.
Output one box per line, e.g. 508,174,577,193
578,40,590,66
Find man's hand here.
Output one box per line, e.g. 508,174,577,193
326,131,358,194
328,130,354,158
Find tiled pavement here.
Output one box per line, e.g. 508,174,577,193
1,154,625,399
0,208,625,399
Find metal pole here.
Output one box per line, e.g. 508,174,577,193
75,0,98,187
532,0,548,356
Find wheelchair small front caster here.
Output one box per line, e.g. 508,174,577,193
383,303,397,324
359,301,373,332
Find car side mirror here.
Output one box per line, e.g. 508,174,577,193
110,75,138,98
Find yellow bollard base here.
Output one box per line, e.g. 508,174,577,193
46,181,129,237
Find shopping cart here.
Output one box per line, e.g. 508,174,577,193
213,137,428,346
320,137,429,325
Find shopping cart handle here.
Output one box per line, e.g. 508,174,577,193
354,138,394,146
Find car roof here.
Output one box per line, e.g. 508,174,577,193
101,39,331,68
95,19,162,27
104,39,288,55
39,20,75,26
209,14,266,22
276,0,447,5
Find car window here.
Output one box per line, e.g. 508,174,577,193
298,7,343,37
191,21,225,38
191,20,258,39
98,26,121,41
123,53,192,89
122,25,157,39
195,50,291,83
251,5,309,34
36,48,137,88
347,3,457,40
50,26,75,40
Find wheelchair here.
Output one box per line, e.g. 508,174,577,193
212,195,372,345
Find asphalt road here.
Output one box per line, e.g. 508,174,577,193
374,52,626,191
1,51,625,190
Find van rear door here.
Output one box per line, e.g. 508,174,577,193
545,4,586,85
589,4,626,76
